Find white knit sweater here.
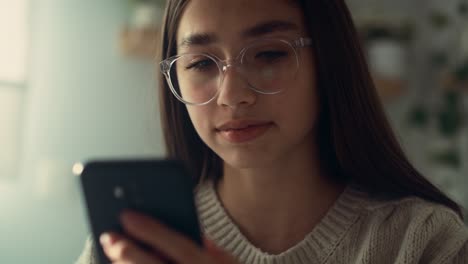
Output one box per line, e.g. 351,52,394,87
76,181,468,264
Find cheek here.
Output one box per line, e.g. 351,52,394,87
186,106,213,140
275,66,319,133
296,59,319,118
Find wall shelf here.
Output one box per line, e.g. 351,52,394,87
119,27,160,59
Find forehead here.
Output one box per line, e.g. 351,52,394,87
176,0,305,45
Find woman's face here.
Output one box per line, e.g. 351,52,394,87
176,0,318,169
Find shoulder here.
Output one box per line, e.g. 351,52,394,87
338,185,467,238
360,194,465,230
354,192,468,263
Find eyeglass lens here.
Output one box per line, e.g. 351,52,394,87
169,39,299,105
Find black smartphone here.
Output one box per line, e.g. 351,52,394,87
78,159,202,264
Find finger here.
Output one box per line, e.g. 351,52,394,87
120,210,207,263
203,237,218,250
100,232,172,263
203,238,239,264
101,234,165,264
101,232,172,262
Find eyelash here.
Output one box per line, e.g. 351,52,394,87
185,59,215,71
182,49,289,71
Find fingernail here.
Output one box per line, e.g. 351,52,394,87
100,233,113,246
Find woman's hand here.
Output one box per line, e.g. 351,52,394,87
100,210,239,264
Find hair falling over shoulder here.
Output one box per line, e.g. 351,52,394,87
156,0,464,218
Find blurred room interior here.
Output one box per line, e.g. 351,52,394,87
0,0,467,263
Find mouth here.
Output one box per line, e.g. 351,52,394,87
216,120,271,131
216,120,273,143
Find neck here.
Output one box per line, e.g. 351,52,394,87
216,142,345,254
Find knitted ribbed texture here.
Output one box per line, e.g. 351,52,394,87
194,181,468,264
75,181,468,264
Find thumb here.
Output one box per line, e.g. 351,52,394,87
204,237,239,263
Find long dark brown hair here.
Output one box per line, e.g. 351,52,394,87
157,0,463,217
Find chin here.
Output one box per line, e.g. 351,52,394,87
221,152,275,170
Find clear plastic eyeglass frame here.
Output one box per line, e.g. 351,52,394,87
159,37,313,106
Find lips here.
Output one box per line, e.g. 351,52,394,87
216,120,273,143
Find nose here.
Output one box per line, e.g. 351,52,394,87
216,64,256,108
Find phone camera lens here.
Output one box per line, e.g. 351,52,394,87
114,186,125,198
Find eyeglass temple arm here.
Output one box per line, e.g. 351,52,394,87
294,37,313,47
160,60,171,74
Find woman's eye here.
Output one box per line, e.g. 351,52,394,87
255,50,288,61
185,59,215,71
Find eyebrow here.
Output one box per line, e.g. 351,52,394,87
178,20,300,48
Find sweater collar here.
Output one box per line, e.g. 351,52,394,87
195,180,368,264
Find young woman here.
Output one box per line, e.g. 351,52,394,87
77,0,468,263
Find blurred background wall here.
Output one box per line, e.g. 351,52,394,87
0,0,162,263
349,0,468,207
0,0,466,263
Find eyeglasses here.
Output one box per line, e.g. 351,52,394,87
159,37,313,106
